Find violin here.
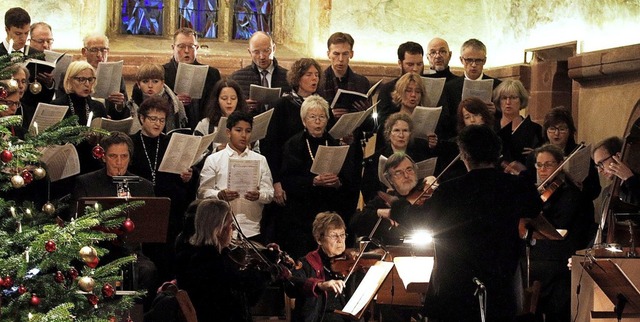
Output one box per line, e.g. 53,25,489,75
328,248,385,280
536,142,585,202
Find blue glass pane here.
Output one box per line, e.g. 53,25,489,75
177,0,219,39
232,0,273,40
121,0,165,35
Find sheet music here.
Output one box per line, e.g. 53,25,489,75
393,257,434,290
211,117,228,144
229,198,262,221
90,117,133,133
39,143,80,182
193,132,216,166
250,109,274,143
158,133,205,174
377,155,392,189
310,145,350,175
416,157,438,179
563,144,591,184
44,50,72,86
29,103,68,133
420,77,446,107
174,63,208,99
227,159,260,195
367,79,383,97
94,61,124,99
341,261,394,315
328,105,374,140
249,84,281,105
411,106,442,139
461,78,494,103
329,88,367,111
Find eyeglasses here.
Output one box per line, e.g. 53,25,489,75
391,128,411,136
500,96,519,101
595,155,614,170
534,161,558,170
175,43,199,51
391,167,416,178
306,115,327,122
546,126,569,134
145,115,166,124
0,99,20,108
325,233,348,241
30,38,54,45
85,47,109,54
462,57,486,65
72,76,96,84
251,48,272,56
428,49,449,57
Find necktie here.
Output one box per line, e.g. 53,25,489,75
261,69,269,87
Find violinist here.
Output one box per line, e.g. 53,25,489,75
523,106,601,200
174,199,273,322
530,144,595,322
392,125,541,322
285,211,356,322
353,152,432,244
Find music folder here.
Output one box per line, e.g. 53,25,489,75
335,261,394,320
76,197,171,244
581,258,640,319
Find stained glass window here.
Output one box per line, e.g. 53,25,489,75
121,0,165,35
177,0,219,39
232,0,273,40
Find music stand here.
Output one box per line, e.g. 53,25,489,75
77,197,171,244
334,261,394,320
520,214,566,287
581,259,640,320
615,213,640,257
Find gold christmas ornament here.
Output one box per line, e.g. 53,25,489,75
78,276,95,292
11,174,24,188
29,81,42,95
33,167,46,180
79,246,98,262
42,202,55,215
7,78,18,92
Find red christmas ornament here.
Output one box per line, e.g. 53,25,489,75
21,169,33,184
30,293,40,306
86,257,99,269
17,284,27,294
0,87,7,99
0,149,12,163
101,283,115,298
3,275,13,288
87,294,99,306
68,267,79,280
45,240,56,252
54,271,65,283
122,218,135,233
92,144,105,159
108,317,117,322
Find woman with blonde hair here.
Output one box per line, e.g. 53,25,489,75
52,61,106,126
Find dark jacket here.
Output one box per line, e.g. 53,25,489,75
423,66,460,82
72,169,155,200
230,57,290,114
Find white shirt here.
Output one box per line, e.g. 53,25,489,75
198,144,274,237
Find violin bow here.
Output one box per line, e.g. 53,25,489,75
408,153,461,205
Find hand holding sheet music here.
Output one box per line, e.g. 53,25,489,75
328,105,374,140
411,106,442,139
29,103,68,133
174,63,208,99
310,145,350,175
249,85,281,105
158,133,216,174
461,79,494,103
420,77,446,107
94,61,124,99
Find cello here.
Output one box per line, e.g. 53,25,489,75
596,110,640,249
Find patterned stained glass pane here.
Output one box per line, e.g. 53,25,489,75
177,0,219,39
232,0,273,40
121,0,165,35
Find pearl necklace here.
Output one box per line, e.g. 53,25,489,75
305,137,328,161
140,133,160,186
68,94,90,120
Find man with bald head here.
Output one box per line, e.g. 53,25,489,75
424,37,459,82
230,31,290,115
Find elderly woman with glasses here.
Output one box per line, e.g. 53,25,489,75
277,95,353,259
530,144,594,322
52,60,107,126
285,211,354,322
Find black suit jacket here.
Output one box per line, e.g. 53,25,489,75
73,169,155,200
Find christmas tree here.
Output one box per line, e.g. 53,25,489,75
0,53,143,321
